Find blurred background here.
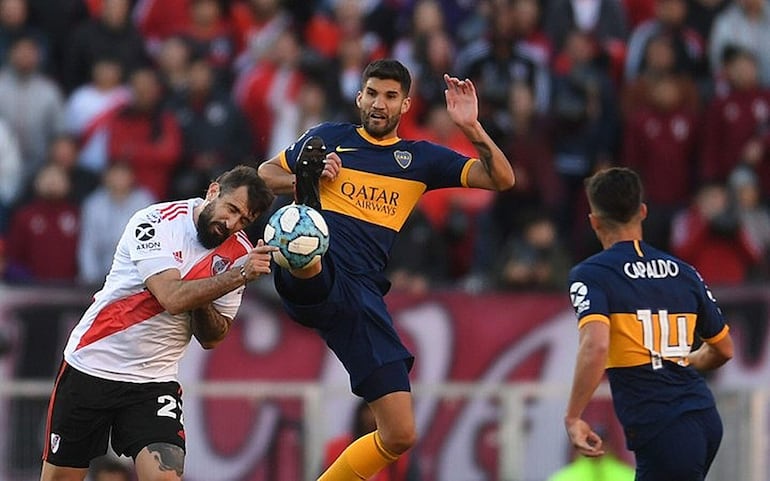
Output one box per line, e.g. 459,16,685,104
0,0,769,480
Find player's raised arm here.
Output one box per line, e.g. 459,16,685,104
258,156,296,195
443,74,515,191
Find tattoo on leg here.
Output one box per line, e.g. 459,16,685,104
147,443,184,477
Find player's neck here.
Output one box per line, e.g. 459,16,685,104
600,227,643,250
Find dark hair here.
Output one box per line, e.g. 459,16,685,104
584,167,643,224
216,165,275,217
361,59,412,95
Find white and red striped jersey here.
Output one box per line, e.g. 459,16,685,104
64,198,253,383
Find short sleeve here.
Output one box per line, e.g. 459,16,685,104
568,264,611,328
421,141,476,190
692,268,729,340
125,209,178,281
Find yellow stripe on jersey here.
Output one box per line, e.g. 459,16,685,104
356,127,401,146
704,324,730,344
633,239,644,257
321,167,426,231
279,150,289,172
606,312,697,368
578,313,610,329
460,158,480,187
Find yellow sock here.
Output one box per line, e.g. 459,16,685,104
318,431,399,481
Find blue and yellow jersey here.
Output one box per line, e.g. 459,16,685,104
568,240,729,438
279,122,478,278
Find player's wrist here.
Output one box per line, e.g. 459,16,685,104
239,264,248,285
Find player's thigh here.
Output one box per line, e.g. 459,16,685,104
134,443,184,481
634,408,722,481
39,461,88,481
110,382,186,465
44,365,115,469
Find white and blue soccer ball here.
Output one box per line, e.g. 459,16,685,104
263,204,330,270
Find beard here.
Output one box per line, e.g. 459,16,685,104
360,109,400,138
196,202,229,249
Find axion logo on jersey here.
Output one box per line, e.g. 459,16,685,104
394,150,412,169
211,255,232,275
50,433,60,454
570,282,590,314
135,223,156,241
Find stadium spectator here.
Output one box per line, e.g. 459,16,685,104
167,58,253,199
709,0,770,87
0,117,22,234
304,0,387,64
621,72,700,250
230,0,293,73
548,29,620,253
25,0,90,81
0,0,49,71
234,28,306,159
134,0,192,56
390,0,446,76
64,55,130,174
624,0,705,82
408,29,456,128
5,163,79,283
155,36,193,97
174,0,236,87
104,67,182,201
78,161,154,286
0,35,66,188
455,0,551,114
700,47,770,195
42,135,100,204
543,0,629,80
322,399,420,480
495,213,571,291
62,0,149,93
671,181,763,284
619,33,701,117
728,165,770,279
685,0,730,61
266,77,330,162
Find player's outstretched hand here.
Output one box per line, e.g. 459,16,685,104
243,240,278,281
322,151,342,182
444,73,479,129
565,417,605,458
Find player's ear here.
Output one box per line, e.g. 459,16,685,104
205,182,220,201
401,96,411,114
355,91,362,109
638,203,648,221
588,212,601,231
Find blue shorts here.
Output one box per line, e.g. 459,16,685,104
274,258,414,401
633,407,722,481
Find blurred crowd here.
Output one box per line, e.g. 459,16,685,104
0,0,769,293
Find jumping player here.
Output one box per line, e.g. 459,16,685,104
564,167,734,481
258,59,515,480
40,165,276,481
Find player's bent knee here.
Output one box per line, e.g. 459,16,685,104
40,462,88,481
379,426,417,455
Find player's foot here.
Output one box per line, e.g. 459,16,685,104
294,136,326,211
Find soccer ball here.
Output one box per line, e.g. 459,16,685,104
263,204,330,270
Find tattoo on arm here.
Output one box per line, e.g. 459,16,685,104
191,304,232,347
472,141,493,175
147,443,184,477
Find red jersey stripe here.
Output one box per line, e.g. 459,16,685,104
74,234,249,350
